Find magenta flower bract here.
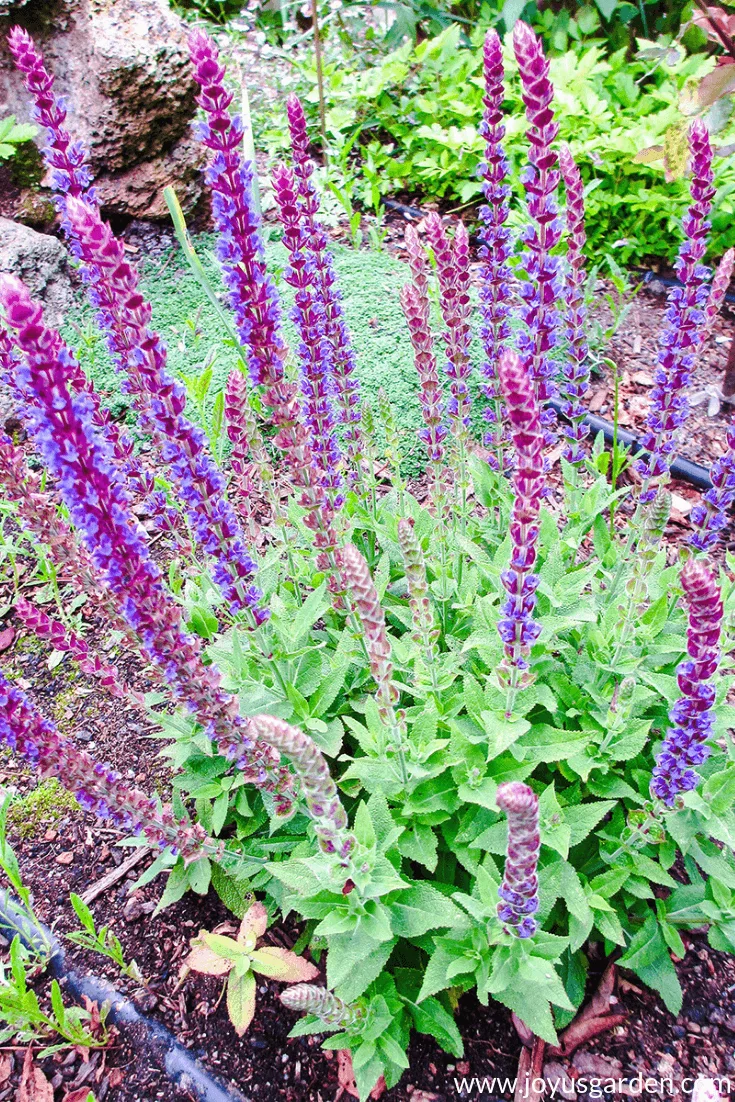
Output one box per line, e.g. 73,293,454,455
7,26,92,208
425,213,473,441
558,143,590,465
496,350,544,679
496,781,540,938
478,29,512,471
188,29,288,393
651,559,723,805
513,22,563,445
636,120,715,501
287,94,364,484
272,161,344,512
0,275,294,813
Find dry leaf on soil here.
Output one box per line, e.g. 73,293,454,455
17,1047,53,1102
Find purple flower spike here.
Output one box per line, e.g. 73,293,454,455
287,94,364,485
496,350,545,686
7,26,93,206
425,213,473,441
272,162,344,512
63,197,266,622
0,275,294,814
558,143,590,466
188,29,288,394
651,559,723,806
636,120,715,502
0,672,211,863
513,21,563,447
401,226,448,470
497,782,540,938
478,29,512,472
703,248,735,341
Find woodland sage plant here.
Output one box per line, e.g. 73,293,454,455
3,20,735,1101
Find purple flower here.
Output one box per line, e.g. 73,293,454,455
513,21,563,447
272,162,344,513
287,94,364,485
188,31,340,593
188,29,288,393
0,275,294,813
7,26,93,206
496,350,545,686
63,197,266,622
0,672,210,862
425,213,473,440
651,559,723,806
401,227,448,469
558,143,590,466
703,247,735,341
636,120,715,502
478,29,512,472
497,782,540,938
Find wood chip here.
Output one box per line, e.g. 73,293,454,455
80,846,149,905
55,851,74,865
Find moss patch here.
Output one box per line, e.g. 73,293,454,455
7,778,78,840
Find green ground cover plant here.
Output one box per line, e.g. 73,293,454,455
2,18,735,1102
259,21,735,263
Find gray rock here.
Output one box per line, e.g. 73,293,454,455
0,0,205,220
0,217,73,323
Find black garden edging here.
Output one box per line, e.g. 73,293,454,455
0,888,249,1102
547,398,714,492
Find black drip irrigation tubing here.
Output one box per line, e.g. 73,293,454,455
0,888,250,1102
548,399,713,491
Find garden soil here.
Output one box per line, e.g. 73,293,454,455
1,219,735,1101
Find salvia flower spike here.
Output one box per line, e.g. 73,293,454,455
636,120,715,503
513,20,563,445
272,161,345,511
558,142,591,466
496,782,540,938
496,350,545,703
280,984,362,1027
188,29,288,394
397,518,439,693
478,29,512,472
341,543,409,785
7,26,92,205
651,559,723,806
0,673,211,863
0,275,293,812
15,597,145,709
62,198,266,622
424,214,473,444
249,714,355,862
703,247,735,342
287,94,364,484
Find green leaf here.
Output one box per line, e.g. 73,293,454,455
389,884,465,937
406,995,463,1057
566,801,616,847
227,968,256,1035
515,725,592,763
187,856,212,896
327,930,397,1002
398,822,438,872
703,766,735,816
497,982,559,1045
619,914,682,1014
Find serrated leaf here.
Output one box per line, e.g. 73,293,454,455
390,884,465,937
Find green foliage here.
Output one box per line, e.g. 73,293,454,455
152,454,735,1096
0,115,37,162
261,25,735,262
67,893,143,981
6,778,78,840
